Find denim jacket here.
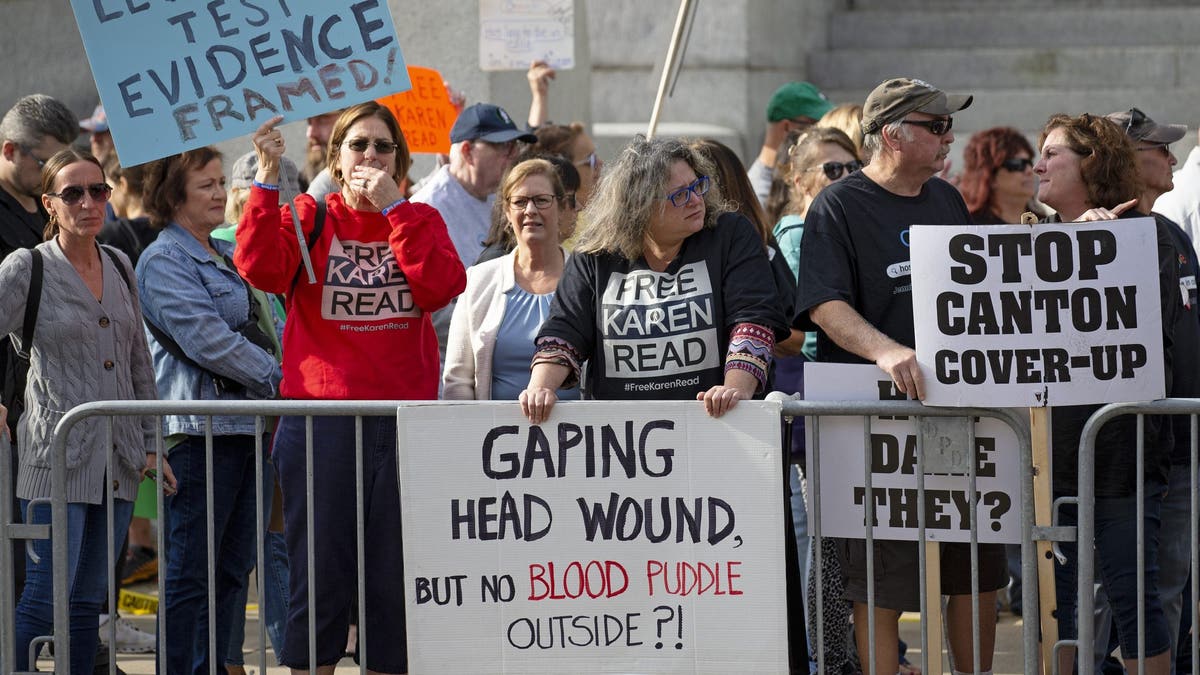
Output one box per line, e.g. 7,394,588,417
136,223,283,437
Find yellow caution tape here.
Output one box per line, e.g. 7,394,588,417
118,588,158,615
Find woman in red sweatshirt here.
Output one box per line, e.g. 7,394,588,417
234,102,465,675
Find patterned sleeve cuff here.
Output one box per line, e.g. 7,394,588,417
532,336,583,389
725,322,775,393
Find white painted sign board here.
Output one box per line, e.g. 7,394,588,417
397,400,786,674
806,363,1022,544
910,219,1164,407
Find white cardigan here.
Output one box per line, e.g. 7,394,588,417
442,247,569,400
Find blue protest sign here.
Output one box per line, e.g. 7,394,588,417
70,0,411,165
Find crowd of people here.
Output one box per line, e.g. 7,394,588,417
0,59,1199,675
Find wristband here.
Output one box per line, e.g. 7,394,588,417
381,198,407,217
252,180,279,191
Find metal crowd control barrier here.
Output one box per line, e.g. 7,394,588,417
0,398,1101,674
0,400,422,675
778,399,1038,675
1077,399,1200,675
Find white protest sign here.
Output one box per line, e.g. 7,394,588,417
398,401,786,674
70,0,411,166
911,219,1165,407
806,363,1022,544
480,0,575,71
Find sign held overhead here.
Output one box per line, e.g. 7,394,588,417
71,0,412,165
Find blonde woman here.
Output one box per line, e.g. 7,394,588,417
443,158,579,401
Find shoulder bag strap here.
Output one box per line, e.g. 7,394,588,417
16,249,43,360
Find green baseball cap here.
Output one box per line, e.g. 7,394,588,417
766,82,834,123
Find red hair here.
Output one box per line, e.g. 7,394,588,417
958,127,1035,215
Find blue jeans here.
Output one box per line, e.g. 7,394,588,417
1055,476,1171,661
226,457,290,665
15,498,133,674
160,435,258,675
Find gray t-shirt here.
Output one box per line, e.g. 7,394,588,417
411,165,495,382
305,168,338,200
411,165,494,265
747,157,774,207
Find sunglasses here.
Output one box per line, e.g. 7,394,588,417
664,176,710,208
1123,107,1148,137
1137,142,1172,156
999,157,1034,172
46,183,112,206
901,117,953,136
507,194,558,211
574,151,598,172
806,160,863,181
344,138,398,154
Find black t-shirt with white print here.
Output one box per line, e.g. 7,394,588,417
539,212,787,400
792,171,971,363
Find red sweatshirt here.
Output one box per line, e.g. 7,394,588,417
235,187,465,400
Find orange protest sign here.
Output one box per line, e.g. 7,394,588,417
377,66,458,155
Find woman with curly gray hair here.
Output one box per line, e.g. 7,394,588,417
520,135,787,421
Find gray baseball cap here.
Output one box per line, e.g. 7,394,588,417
861,77,973,135
1105,108,1187,144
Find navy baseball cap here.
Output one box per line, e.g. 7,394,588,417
450,103,537,144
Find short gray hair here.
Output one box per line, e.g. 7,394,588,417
575,136,726,260
0,94,78,147
860,119,911,160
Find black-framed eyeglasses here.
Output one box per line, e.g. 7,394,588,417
805,160,863,181
344,138,398,154
574,151,598,172
507,194,558,211
46,183,112,206
1000,157,1035,172
17,144,47,169
901,117,953,136
664,175,710,208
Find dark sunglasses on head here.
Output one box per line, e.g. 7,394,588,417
345,138,398,154
1000,157,1034,172
46,183,112,206
806,160,863,181
901,117,953,136
1123,107,1148,137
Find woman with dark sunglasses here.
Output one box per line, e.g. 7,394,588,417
770,126,862,674
0,148,172,673
958,126,1041,225
234,102,465,675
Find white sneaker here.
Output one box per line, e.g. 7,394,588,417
98,613,156,654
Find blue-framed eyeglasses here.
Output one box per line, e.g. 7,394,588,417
664,175,710,207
